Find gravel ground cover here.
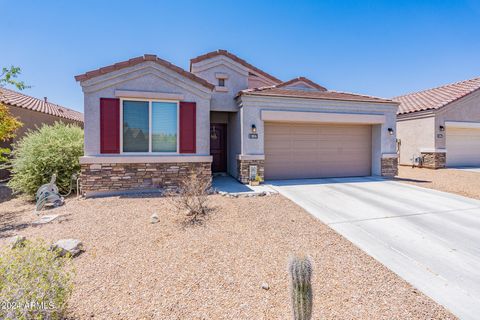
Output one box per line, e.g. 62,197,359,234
396,166,480,200
0,192,455,319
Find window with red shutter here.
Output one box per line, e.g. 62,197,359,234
100,98,120,153
179,102,196,153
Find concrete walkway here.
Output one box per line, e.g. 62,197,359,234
268,176,480,320
212,175,276,194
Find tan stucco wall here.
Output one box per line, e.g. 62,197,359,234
238,95,398,176
397,116,435,165
6,105,82,143
435,89,480,149
79,61,212,156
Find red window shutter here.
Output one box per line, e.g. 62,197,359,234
179,102,196,153
100,98,120,154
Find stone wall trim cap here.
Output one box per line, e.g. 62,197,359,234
419,148,447,153
236,154,266,160
382,153,399,159
80,155,213,164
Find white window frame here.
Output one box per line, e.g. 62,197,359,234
119,98,180,154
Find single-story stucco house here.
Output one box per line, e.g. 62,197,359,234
0,87,84,179
75,50,399,196
394,77,480,168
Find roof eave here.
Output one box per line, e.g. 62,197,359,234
238,92,399,105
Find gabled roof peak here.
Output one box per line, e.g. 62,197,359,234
275,77,327,91
75,54,215,90
190,49,281,83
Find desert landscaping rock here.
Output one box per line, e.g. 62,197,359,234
150,212,159,224
0,194,456,319
261,282,270,290
33,214,59,225
396,166,480,199
51,239,83,257
9,235,26,249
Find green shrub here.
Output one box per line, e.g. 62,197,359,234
0,240,74,320
7,122,83,197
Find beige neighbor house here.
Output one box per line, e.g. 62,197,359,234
394,77,480,168
75,50,399,197
0,88,84,179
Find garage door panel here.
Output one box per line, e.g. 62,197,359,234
446,127,480,167
265,122,372,180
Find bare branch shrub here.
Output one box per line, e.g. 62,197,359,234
166,173,212,225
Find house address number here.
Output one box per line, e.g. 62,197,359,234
248,133,258,139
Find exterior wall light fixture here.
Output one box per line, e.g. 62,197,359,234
388,128,394,135
439,125,445,131
251,124,257,133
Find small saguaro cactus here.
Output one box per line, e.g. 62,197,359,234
289,255,313,320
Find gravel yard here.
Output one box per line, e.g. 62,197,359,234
0,191,455,319
396,166,480,200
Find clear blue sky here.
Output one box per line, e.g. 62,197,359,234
2,0,480,112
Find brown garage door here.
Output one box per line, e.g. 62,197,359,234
264,122,372,180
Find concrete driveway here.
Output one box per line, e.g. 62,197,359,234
268,177,480,320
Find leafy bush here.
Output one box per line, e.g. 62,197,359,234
7,122,83,197
0,240,74,320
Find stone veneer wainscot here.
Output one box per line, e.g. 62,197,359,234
237,159,265,184
80,161,211,196
420,152,446,169
381,156,399,177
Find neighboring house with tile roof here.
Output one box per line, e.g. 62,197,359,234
393,77,480,168
0,88,83,179
76,50,398,197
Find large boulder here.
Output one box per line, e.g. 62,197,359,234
51,239,83,257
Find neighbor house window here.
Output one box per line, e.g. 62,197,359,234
218,78,225,87
122,99,178,153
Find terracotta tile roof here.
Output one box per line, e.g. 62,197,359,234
393,77,480,115
0,87,84,122
190,49,282,84
238,86,396,104
75,54,215,90
275,77,327,91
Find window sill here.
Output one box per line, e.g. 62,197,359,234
215,86,229,92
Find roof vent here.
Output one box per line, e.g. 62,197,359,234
44,97,48,103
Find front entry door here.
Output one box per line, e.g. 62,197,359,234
210,123,227,173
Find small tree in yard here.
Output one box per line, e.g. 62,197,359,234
0,240,74,320
7,122,84,198
0,103,22,162
167,174,212,225
0,66,29,162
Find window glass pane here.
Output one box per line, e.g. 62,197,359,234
152,102,177,152
123,100,149,152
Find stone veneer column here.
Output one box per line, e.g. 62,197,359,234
381,156,398,177
420,152,446,169
237,159,265,184
80,162,211,196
